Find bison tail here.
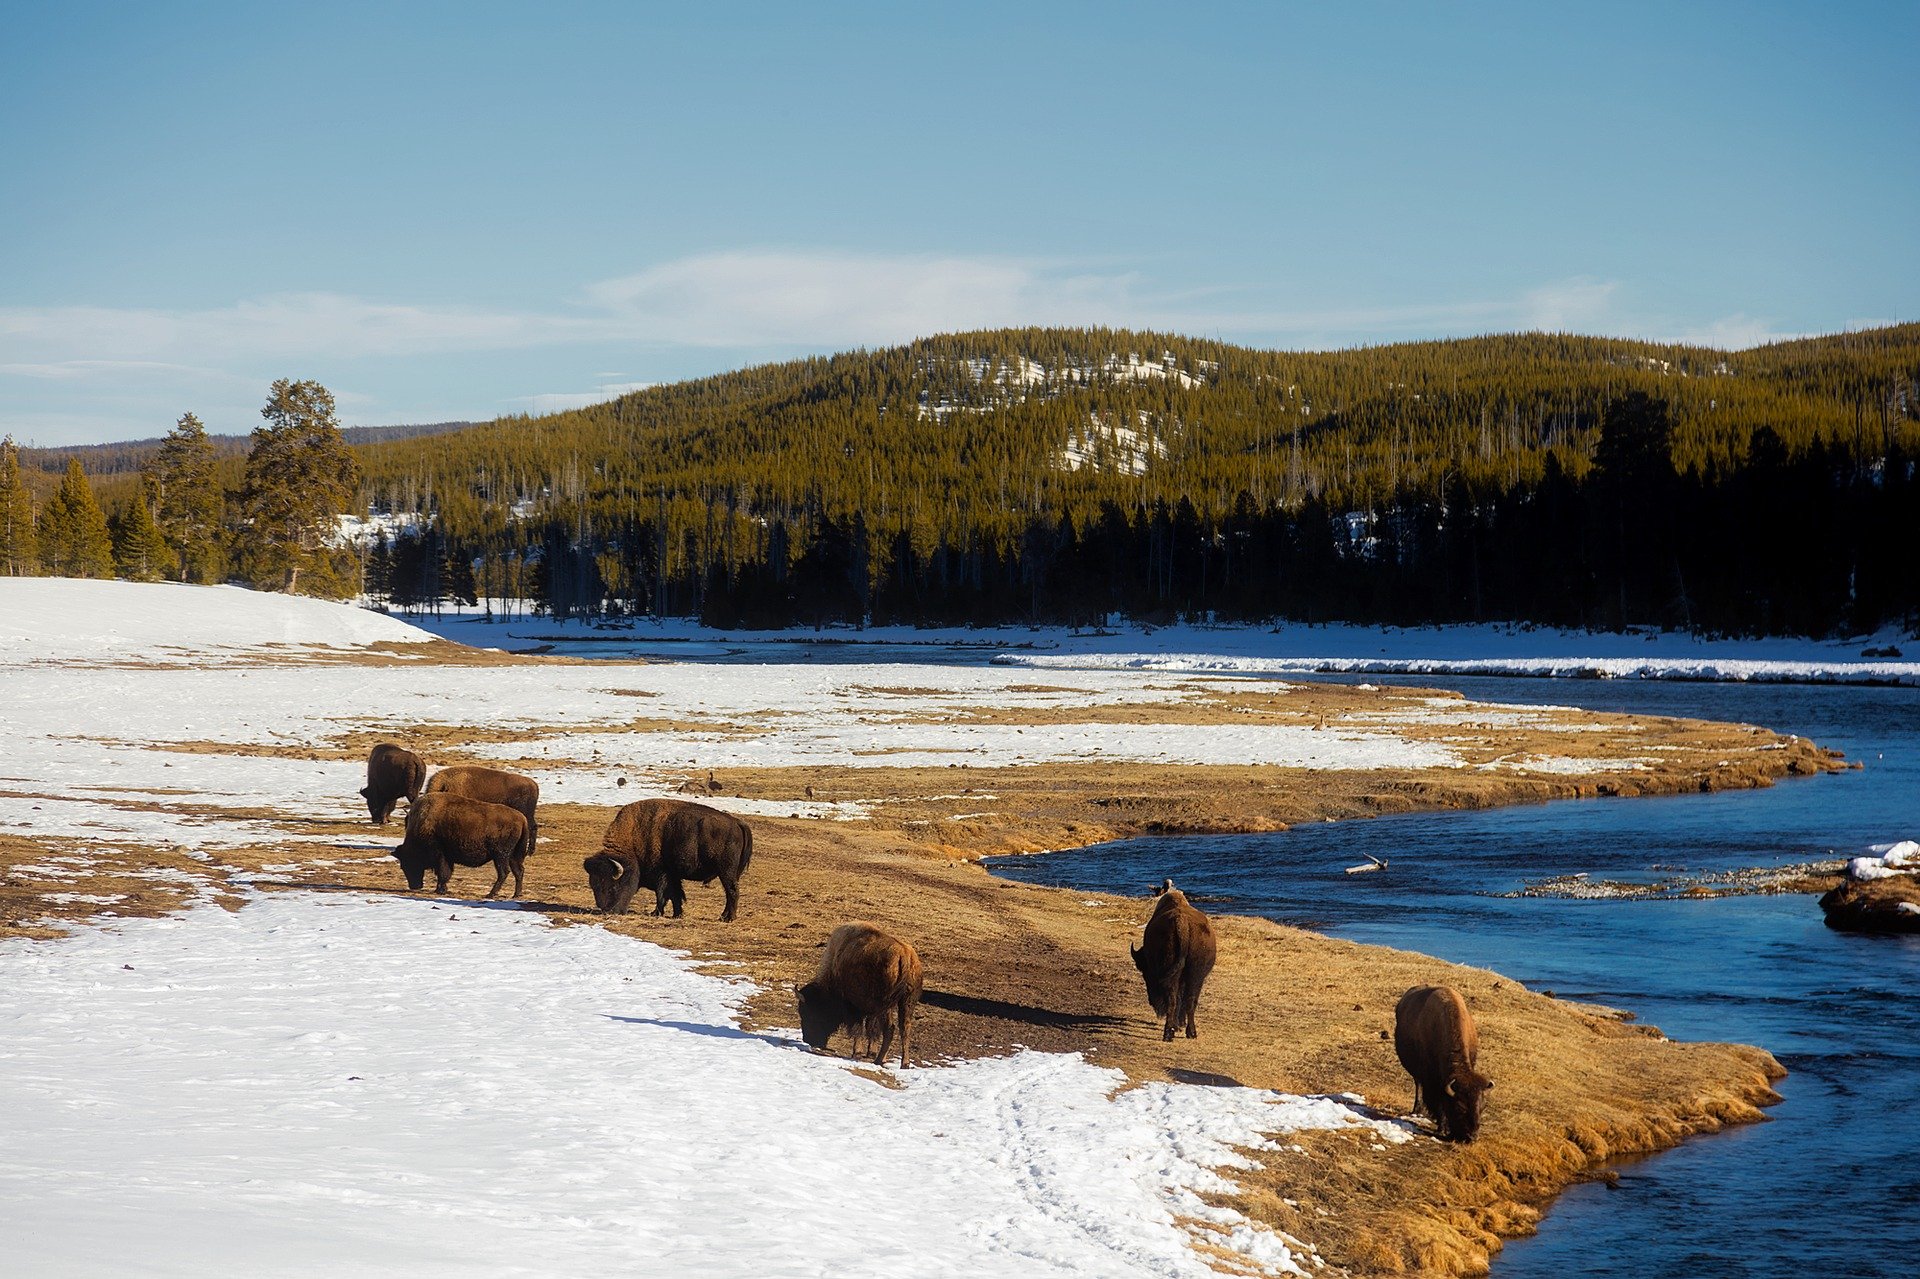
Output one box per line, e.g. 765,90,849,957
739,824,753,873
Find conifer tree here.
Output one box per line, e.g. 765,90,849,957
237,380,361,594
111,478,176,582
0,436,36,576
37,459,114,578
149,412,224,582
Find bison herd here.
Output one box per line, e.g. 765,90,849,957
363,742,1492,1140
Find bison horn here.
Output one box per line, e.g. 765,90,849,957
1445,1078,1460,1097
605,859,624,880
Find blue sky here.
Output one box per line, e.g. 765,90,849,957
2,0,1913,445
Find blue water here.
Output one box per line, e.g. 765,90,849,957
988,676,1920,1278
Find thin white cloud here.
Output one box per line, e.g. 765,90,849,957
507,381,658,414
0,252,1649,373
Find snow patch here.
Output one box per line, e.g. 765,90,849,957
0,892,1379,1276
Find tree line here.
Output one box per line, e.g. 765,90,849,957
1,380,361,593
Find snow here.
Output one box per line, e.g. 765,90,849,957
1,589,1502,855
0,890,1404,1277
0,578,435,664
399,613,1920,687
1846,840,1918,882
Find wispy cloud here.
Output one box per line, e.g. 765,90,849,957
0,253,1640,372
507,381,658,415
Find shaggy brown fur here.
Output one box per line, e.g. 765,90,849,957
391,792,531,898
796,922,924,1068
583,798,753,922
1395,984,1494,1142
424,765,538,860
360,743,425,825
1129,880,1218,1042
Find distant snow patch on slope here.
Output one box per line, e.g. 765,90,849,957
0,579,435,666
0,891,1397,1276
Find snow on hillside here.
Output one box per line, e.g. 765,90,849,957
0,891,1401,1276
0,578,436,664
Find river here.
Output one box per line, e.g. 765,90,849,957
988,675,1919,1278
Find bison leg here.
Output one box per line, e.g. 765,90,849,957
720,874,739,923
1410,1081,1425,1118
509,852,526,899
872,1013,894,1066
433,860,454,894
651,882,669,916
668,881,686,918
1161,960,1186,1042
896,998,913,1069
484,855,510,899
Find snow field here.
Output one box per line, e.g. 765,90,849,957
0,579,436,663
0,891,1403,1277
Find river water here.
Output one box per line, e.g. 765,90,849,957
988,675,1920,1278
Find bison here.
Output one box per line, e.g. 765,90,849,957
424,765,539,859
391,792,531,898
1394,984,1493,1142
360,743,425,825
582,798,752,922
796,922,923,1068
1131,879,1217,1041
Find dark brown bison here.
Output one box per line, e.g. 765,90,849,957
796,922,923,1068
581,798,753,922
391,792,531,898
1394,985,1493,1142
1131,879,1217,1041
360,743,425,825
424,765,538,859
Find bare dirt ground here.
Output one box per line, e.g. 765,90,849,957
0,662,1847,1278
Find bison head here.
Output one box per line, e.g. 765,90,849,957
390,839,431,891
583,852,640,915
361,786,396,825
1438,1069,1493,1142
1130,942,1172,1017
795,980,849,1051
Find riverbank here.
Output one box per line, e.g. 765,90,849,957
0,580,1849,1275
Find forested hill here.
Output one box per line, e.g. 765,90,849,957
344,324,1917,636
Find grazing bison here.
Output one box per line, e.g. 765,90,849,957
1394,985,1493,1142
360,743,425,825
582,798,753,922
424,765,539,859
796,922,923,1068
1131,879,1217,1041
391,792,531,898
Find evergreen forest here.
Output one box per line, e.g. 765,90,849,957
8,325,1918,638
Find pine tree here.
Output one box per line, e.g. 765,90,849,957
0,436,37,576
111,478,176,582
149,411,224,582
38,459,114,578
237,380,361,594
